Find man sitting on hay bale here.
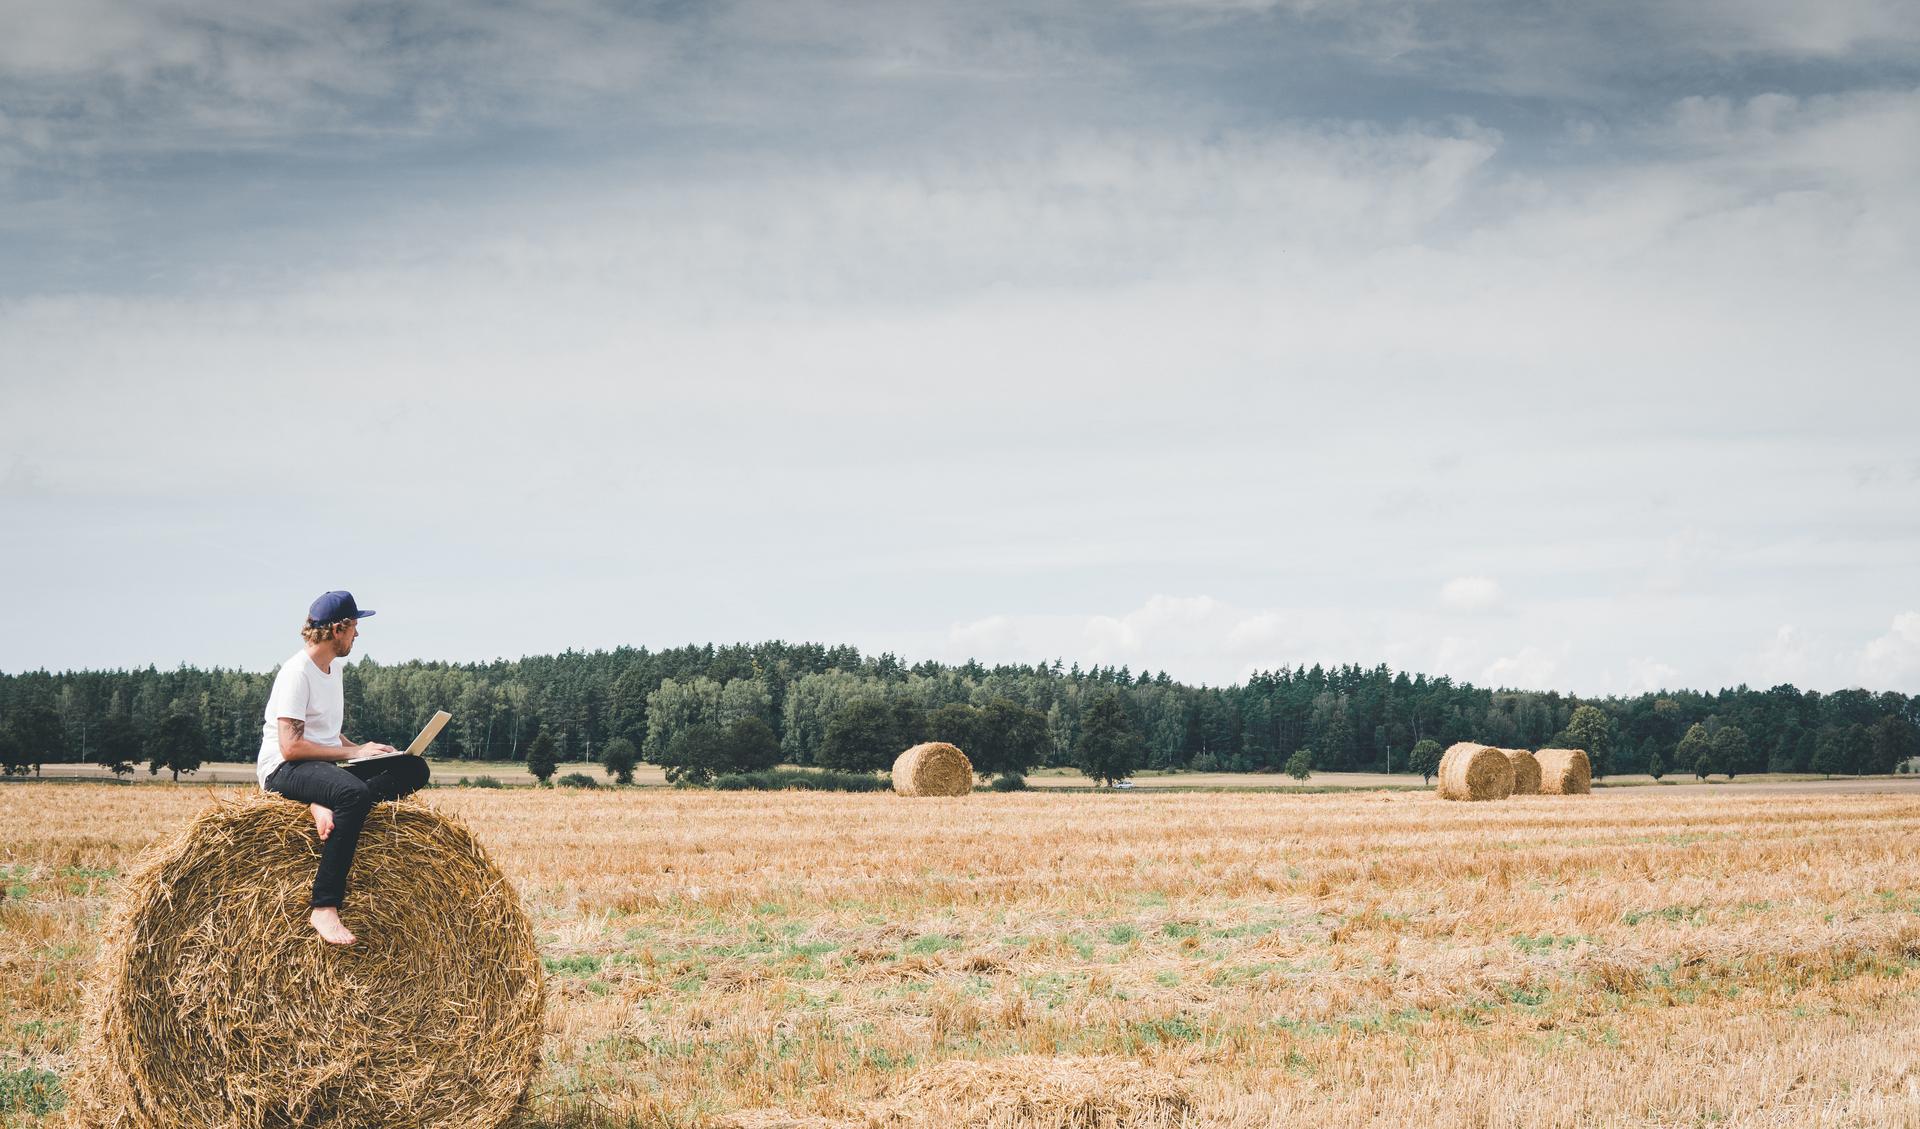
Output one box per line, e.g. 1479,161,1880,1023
258,590,430,946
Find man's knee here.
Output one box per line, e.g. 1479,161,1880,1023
402,755,431,791
332,775,373,812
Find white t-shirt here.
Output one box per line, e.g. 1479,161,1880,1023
257,651,345,787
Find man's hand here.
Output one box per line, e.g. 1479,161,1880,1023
355,743,400,757
311,804,334,840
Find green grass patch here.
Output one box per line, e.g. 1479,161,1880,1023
0,1068,64,1116
1132,1015,1204,1045
1510,933,1595,953
905,934,962,955
1623,904,1706,926
543,954,606,976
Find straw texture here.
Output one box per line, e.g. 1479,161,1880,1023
872,1054,1195,1129
1535,747,1593,795
71,794,544,1129
1502,748,1543,795
892,742,974,797
1436,742,1515,802
720,1054,1194,1129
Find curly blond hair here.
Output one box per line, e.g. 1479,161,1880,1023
300,618,355,645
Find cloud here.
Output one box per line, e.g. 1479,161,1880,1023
1858,613,1920,689
1623,657,1682,694
1748,625,1819,688
1440,576,1502,613
1480,645,1564,691
1,4,1916,688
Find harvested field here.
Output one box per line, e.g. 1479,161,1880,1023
6,785,1920,1128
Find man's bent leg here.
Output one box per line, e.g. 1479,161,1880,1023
266,761,374,908
346,754,432,802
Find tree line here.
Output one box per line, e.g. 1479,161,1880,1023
1,641,1915,783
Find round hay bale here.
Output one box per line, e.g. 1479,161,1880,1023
1535,747,1593,794
72,794,544,1129
1502,748,1543,795
892,742,973,797
1436,741,1515,802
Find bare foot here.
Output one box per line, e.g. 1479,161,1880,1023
310,803,334,841
310,907,356,946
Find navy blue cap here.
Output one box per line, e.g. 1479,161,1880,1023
308,590,376,625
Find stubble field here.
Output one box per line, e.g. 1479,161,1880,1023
5,784,1920,1128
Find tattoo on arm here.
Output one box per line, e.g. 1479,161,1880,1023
289,720,305,741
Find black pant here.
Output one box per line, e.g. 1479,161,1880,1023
265,755,432,909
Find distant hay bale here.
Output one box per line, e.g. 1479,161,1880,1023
1502,748,1542,795
1535,747,1593,795
72,794,544,1129
872,1054,1194,1129
892,742,974,797
1437,742,1515,802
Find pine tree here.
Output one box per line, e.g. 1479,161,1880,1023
1074,691,1144,786
526,732,559,784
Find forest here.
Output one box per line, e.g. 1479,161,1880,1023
1,640,1915,782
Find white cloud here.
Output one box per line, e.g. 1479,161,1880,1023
1623,657,1682,694
1480,645,1564,691
1858,613,1920,690
1748,625,1818,688
1440,576,1502,613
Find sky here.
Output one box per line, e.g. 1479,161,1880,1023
2,0,1917,695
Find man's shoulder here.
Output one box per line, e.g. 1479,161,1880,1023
272,652,314,681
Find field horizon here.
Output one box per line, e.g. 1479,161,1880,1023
10,760,1920,796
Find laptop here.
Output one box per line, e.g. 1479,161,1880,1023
344,710,451,763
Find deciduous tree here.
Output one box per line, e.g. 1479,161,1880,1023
93,715,142,777
659,723,726,784
1557,705,1614,777
1675,724,1710,777
600,736,639,785
1870,714,1918,774
973,698,1048,779
1710,726,1750,780
722,717,782,775
1408,739,1443,784
146,705,205,782
820,700,897,773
